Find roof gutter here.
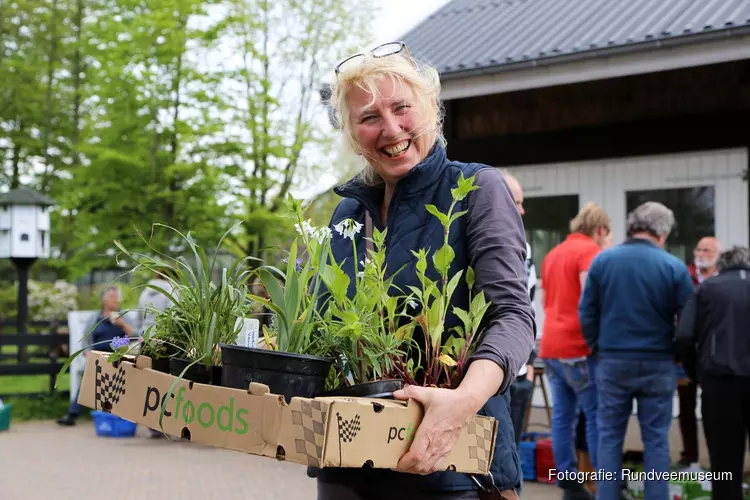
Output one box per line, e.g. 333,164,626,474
437,26,750,82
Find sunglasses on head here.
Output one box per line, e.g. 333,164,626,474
335,41,416,77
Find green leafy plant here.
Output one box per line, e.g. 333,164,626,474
112,223,258,367
401,173,491,388
248,195,333,356
315,222,417,389
56,222,258,386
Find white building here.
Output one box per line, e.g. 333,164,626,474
403,0,750,334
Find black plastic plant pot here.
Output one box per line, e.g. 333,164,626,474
323,379,403,400
150,357,170,374
169,358,222,386
219,344,333,403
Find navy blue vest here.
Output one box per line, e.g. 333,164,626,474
315,145,521,492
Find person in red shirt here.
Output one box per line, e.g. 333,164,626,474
539,202,612,500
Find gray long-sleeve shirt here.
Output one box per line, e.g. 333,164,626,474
466,168,537,394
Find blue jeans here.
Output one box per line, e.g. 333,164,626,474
510,375,534,447
596,358,675,500
545,357,599,478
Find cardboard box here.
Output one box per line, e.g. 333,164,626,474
77,351,496,474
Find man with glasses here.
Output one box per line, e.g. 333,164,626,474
676,236,721,468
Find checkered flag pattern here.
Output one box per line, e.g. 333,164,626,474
467,418,494,471
291,400,327,467
336,413,361,443
93,359,127,411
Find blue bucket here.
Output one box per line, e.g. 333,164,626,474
91,411,137,438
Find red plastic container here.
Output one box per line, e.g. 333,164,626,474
535,438,557,484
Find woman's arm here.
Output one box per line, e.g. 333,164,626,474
464,168,537,394
395,168,536,474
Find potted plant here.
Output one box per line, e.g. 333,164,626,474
113,223,257,385
313,221,416,399
219,196,336,403
397,174,492,389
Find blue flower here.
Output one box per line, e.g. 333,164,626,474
282,257,304,272
110,336,130,350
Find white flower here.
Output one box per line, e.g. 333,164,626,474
357,271,364,279
359,258,371,267
315,226,332,244
334,218,363,241
407,300,418,309
294,219,317,239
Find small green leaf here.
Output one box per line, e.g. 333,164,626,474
448,210,468,226
425,204,449,227
412,249,428,276
439,354,457,367
446,270,464,303
466,266,476,291
433,243,455,276
451,173,480,201
453,307,472,333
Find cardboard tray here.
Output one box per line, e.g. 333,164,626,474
77,351,497,474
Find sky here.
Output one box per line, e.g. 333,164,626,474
371,0,451,46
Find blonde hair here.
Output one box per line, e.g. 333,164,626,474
330,49,445,186
570,202,611,237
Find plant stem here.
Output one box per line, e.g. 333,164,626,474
357,340,366,383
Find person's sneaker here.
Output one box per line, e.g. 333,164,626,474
56,413,78,426
560,480,595,500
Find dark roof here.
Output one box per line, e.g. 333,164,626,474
0,187,54,206
402,0,750,78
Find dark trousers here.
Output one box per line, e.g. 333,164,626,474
677,381,699,463
316,481,480,500
701,376,750,500
509,375,534,446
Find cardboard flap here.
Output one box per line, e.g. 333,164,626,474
248,383,270,397
319,397,424,469
77,352,282,457
134,354,153,370
313,396,410,409
278,398,332,468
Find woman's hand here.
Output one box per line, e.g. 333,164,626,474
392,359,505,475
392,384,483,475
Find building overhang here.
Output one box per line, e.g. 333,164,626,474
440,31,750,101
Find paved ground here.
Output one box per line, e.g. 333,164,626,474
0,417,557,500
2,407,748,499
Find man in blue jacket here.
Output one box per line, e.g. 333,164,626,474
578,202,694,500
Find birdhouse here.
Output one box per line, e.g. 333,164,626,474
0,187,55,259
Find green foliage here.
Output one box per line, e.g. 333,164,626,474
55,222,258,387
402,173,490,388
0,0,374,282
263,176,490,390
316,221,416,388
251,196,333,356
3,394,75,422
111,223,258,366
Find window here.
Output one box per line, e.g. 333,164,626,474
625,186,715,263
523,195,580,277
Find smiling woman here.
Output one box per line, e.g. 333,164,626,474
310,42,536,500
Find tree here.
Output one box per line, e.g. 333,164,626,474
0,0,376,282
209,0,373,260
